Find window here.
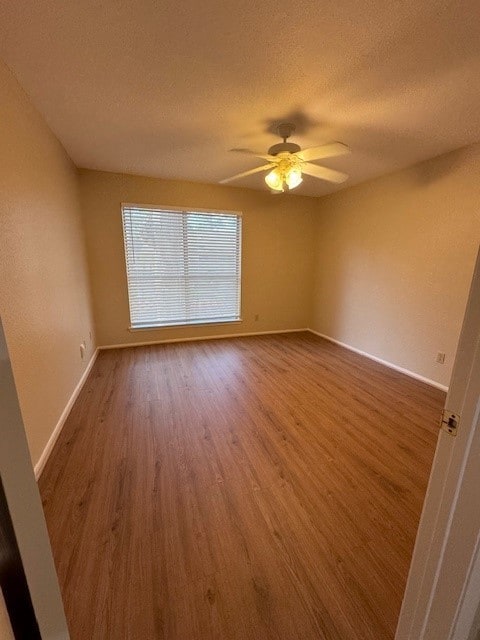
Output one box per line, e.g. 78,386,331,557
122,205,242,329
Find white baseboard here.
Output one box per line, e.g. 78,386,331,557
34,348,99,479
99,328,308,350
307,329,448,392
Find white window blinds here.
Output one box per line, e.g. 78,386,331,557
122,205,242,328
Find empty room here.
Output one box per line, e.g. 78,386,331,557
1,1,480,639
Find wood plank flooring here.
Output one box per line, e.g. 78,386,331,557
39,332,444,640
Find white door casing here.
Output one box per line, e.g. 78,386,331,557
0,319,70,639
396,247,480,639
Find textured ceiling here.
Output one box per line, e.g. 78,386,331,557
1,0,479,197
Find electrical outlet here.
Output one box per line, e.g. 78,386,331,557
436,352,446,364
80,342,86,360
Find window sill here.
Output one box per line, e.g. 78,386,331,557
128,318,243,332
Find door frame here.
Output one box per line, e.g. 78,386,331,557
396,247,480,639
0,319,70,639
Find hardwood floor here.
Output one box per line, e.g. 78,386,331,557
39,332,444,640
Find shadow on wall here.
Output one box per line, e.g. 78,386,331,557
406,146,475,186
313,190,432,359
314,231,350,341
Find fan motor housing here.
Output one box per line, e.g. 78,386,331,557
268,141,301,156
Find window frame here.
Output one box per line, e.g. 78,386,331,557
121,203,243,331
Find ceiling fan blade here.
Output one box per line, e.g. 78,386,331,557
301,162,349,184
296,142,350,162
230,148,276,161
219,163,273,184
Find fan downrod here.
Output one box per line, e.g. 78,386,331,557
268,122,301,156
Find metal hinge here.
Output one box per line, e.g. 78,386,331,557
441,409,460,436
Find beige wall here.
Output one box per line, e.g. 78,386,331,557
312,144,480,388
79,170,317,346
0,61,95,467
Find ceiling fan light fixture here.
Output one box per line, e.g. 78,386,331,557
285,166,303,190
265,168,284,191
265,161,303,192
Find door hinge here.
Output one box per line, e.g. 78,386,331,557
440,409,460,436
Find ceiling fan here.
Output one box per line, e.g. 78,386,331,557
220,122,350,193
220,123,350,193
